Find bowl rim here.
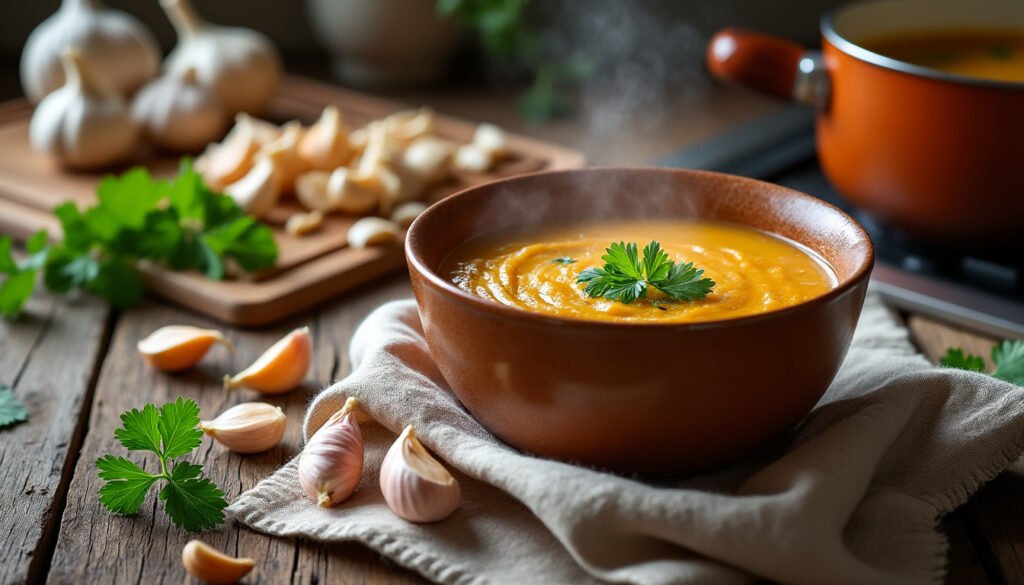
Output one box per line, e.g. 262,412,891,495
406,166,875,331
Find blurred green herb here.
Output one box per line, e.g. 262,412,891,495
551,256,576,264
941,340,1024,385
991,45,1012,60
0,386,29,428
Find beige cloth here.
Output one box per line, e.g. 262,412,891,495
229,295,1024,585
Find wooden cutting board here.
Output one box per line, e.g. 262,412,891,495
0,75,584,326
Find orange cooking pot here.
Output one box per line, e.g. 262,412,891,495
707,0,1024,244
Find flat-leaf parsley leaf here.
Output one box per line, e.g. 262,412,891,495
577,241,715,304
941,340,1024,386
0,386,29,428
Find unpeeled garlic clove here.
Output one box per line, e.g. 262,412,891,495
201,402,286,454
390,201,427,230
347,217,401,249
297,105,352,171
137,325,232,372
298,397,364,507
182,539,255,585
380,425,460,523
224,326,311,393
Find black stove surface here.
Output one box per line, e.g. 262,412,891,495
661,107,1024,337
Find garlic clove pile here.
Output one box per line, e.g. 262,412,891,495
201,402,286,454
258,121,307,192
297,106,353,171
181,540,255,585
30,48,139,170
379,425,461,523
132,66,228,153
347,217,402,249
160,0,282,115
137,325,233,372
298,397,364,507
21,0,160,103
224,326,311,393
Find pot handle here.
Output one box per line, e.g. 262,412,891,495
707,28,830,110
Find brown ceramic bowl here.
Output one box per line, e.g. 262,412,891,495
406,167,873,475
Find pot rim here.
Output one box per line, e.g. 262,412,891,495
405,167,875,332
822,0,1024,91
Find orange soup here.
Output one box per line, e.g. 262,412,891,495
864,30,1024,83
442,220,837,323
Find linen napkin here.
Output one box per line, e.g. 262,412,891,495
229,294,1024,585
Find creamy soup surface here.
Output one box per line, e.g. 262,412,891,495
864,30,1024,83
442,220,838,324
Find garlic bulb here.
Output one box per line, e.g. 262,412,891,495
201,402,286,454
224,327,311,393
181,540,255,585
21,0,160,103
299,397,364,507
223,142,288,217
347,217,401,249
137,325,232,372
29,48,139,170
161,0,283,115
380,425,460,523
132,66,228,152
297,106,353,171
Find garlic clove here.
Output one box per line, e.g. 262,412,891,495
401,136,455,184
347,217,401,249
201,402,286,454
285,210,324,236
295,170,333,212
297,105,353,171
132,66,229,153
298,397,364,507
390,202,428,230
224,326,311,393
137,325,232,372
372,165,411,217
380,425,460,523
453,143,493,173
194,113,263,190
383,107,435,143
326,167,379,215
223,142,288,218
181,540,255,585
472,123,508,157
257,120,306,192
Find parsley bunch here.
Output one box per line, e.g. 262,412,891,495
577,241,715,304
941,340,1024,386
0,160,277,317
96,398,227,533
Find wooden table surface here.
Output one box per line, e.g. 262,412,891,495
1,84,1022,585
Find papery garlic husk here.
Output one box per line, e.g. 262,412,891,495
29,48,139,170
224,326,311,393
298,397,364,507
161,0,282,115
257,120,306,192
297,105,353,171
182,540,255,585
132,66,229,152
137,325,233,372
223,142,288,218
201,402,286,454
347,217,401,249
21,0,160,102
380,425,460,523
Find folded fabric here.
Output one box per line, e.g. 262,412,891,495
229,295,1024,585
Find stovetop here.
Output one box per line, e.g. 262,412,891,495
661,106,1024,338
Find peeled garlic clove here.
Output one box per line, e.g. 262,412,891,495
383,107,434,143
391,202,428,230
472,123,507,157
347,217,401,249
327,167,379,215
295,170,333,212
182,540,255,585
258,120,306,191
373,165,410,217
194,113,262,189
401,136,455,184
224,326,311,393
224,143,287,218
380,425,460,523
453,143,493,173
299,397,364,507
137,325,232,372
201,402,286,454
297,105,353,171
285,210,324,236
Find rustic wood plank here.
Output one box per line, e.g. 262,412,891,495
0,290,110,585
46,275,423,584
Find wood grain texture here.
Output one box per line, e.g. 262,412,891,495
46,275,423,584
0,291,109,585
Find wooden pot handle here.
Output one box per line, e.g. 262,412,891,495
706,28,807,101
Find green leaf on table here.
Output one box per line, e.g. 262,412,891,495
992,340,1024,385
0,270,38,317
96,455,158,515
159,463,227,533
114,403,163,455
157,397,203,460
0,386,29,428
86,256,144,309
940,348,986,372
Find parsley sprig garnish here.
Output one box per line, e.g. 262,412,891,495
941,340,1024,386
576,241,715,304
96,398,227,533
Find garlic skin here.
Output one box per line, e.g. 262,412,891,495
132,66,228,152
30,48,139,170
347,217,401,249
21,0,160,103
380,425,460,523
137,325,233,372
161,0,283,115
181,540,255,585
299,397,364,507
224,326,311,393
201,402,286,454
297,106,352,171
